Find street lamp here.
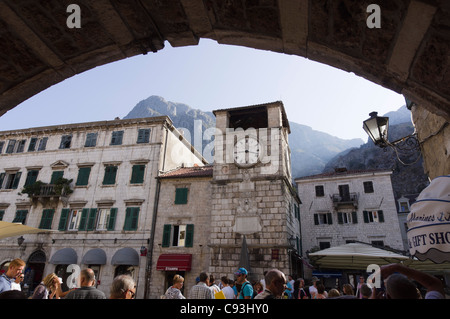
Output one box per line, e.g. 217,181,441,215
362,110,421,165
17,236,25,246
362,112,389,148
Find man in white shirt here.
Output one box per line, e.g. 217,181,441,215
220,276,235,299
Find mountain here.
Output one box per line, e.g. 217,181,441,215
123,95,363,175
323,105,429,197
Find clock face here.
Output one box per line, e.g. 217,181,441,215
234,136,260,167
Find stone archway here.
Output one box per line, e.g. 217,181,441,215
0,0,448,121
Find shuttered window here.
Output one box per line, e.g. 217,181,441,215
13,210,28,224
25,170,39,186
103,166,118,185
137,129,150,143
130,165,145,184
39,209,54,229
58,208,70,231
76,167,91,186
162,224,194,247
123,207,140,231
174,188,188,204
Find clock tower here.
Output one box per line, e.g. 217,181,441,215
209,101,301,280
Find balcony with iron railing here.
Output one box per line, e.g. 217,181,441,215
330,192,359,209
20,178,73,205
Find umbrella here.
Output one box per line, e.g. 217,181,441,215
308,242,409,270
407,175,450,264
0,221,51,240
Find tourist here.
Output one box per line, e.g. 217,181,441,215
32,273,61,299
189,272,214,299
254,269,286,299
220,276,235,299
380,263,444,299
164,274,185,299
235,267,253,299
0,258,25,294
64,268,106,299
313,283,327,299
110,274,136,299
308,276,319,298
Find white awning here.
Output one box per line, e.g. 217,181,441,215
309,243,409,270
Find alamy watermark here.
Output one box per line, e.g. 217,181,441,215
65,4,382,29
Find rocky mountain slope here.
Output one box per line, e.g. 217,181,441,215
124,96,363,177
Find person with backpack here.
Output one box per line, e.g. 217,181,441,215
235,268,253,299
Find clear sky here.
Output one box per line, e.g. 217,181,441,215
0,38,406,141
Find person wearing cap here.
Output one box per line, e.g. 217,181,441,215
309,276,319,298
235,267,253,299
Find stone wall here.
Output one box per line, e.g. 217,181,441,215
411,104,450,180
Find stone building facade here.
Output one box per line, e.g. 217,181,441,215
148,165,213,299
295,168,404,254
209,102,302,283
0,101,303,298
0,116,205,298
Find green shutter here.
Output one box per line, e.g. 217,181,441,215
124,207,139,231
378,210,384,223
130,165,145,184
337,212,343,224
351,211,357,224
103,166,117,185
87,208,97,231
39,209,54,229
25,170,39,186
185,224,194,247
76,167,91,186
107,208,117,231
50,171,64,184
352,211,358,224
327,213,333,225
0,173,5,189
78,208,89,230
12,172,21,189
313,214,319,225
175,188,188,204
0,210,4,221
58,208,70,230
162,224,171,247
363,211,369,223
13,210,28,224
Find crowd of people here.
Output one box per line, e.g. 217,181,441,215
0,258,135,299
164,264,445,300
0,258,445,299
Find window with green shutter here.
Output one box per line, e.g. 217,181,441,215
174,188,188,204
110,131,124,145
78,208,89,230
86,208,97,231
185,224,194,247
0,210,4,221
84,132,98,147
130,165,145,184
58,208,70,230
123,207,139,231
162,224,171,247
107,208,117,231
13,210,28,224
39,209,54,229
51,171,64,184
25,170,39,186
76,167,91,186
137,129,150,143
103,166,118,185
